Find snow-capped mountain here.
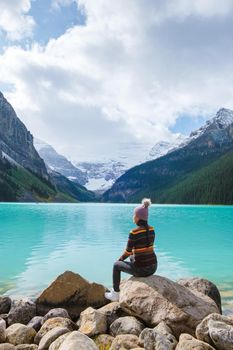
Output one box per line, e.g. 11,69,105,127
177,108,233,149
74,135,186,193
34,139,87,185
34,135,185,193
103,107,233,203
149,134,186,158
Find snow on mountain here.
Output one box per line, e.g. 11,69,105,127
33,108,233,193
74,135,186,193
34,138,87,185
176,108,233,150
148,134,186,159
75,108,233,193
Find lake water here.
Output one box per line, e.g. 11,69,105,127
0,203,232,313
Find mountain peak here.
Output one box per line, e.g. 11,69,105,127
189,107,233,140
215,108,233,127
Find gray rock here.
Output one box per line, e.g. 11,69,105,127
8,299,36,326
93,334,114,349
110,316,144,337
196,312,233,345
0,297,11,314
176,333,215,350
34,317,77,345
27,316,43,332
0,344,15,350
177,277,222,313
120,275,219,337
5,323,36,346
15,346,38,350
42,309,70,324
78,307,107,337
0,314,8,324
208,319,233,349
48,332,71,350
36,271,108,319
0,318,6,343
109,334,139,350
59,331,98,350
97,302,129,327
38,326,69,350
139,322,177,350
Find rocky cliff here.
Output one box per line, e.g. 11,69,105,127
0,92,48,179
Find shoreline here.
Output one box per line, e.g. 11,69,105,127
0,271,232,349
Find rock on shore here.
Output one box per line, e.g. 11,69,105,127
35,271,108,319
120,275,219,337
0,270,232,350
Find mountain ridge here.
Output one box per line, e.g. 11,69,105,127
103,108,233,203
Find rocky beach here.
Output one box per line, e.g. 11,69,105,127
0,271,232,349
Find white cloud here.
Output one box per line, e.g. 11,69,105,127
0,0,35,40
0,0,233,161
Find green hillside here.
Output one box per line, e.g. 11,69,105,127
0,157,56,202
50,171,95,202
0,157,95,202
129,150,233,204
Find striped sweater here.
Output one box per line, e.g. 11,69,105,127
119,225,156,268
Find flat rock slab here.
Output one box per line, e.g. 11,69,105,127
36,271,108,319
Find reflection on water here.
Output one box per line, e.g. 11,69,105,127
0,203,232,313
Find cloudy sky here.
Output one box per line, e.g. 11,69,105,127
1,0,233,162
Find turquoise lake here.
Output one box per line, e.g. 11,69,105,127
0,203,232,312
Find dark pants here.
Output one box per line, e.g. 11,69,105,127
113,256,157,292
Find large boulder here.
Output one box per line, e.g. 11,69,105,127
196,313,233,349
58,331,98,350
8,299,36,326
120,275,219,337
110,316,144,337
139,321,177,350
34,317,77,344
78,307,107,337
0,297,11,314
177,277,222,313
5,324,36,346
36,271,107,319
176,333,215,350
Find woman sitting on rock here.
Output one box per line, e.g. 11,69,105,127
105,198,157,302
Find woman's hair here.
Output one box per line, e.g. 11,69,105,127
137,218,150,247
141,198,152,208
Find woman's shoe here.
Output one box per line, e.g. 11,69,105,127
104,288,120,302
